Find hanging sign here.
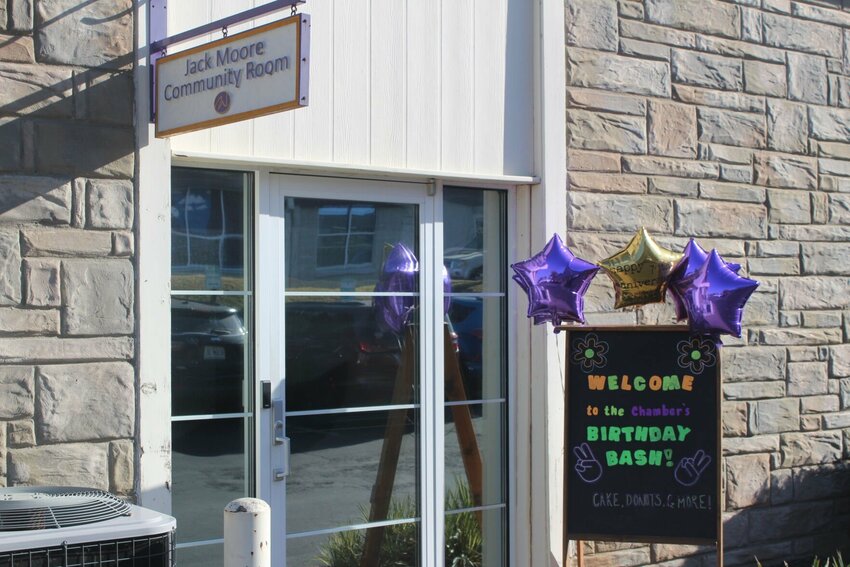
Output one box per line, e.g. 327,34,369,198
155,14,310,138
564,327,721,545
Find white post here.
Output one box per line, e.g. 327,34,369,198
224,498,271,567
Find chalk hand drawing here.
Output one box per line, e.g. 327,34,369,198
674,449,712,487
573,442,603,484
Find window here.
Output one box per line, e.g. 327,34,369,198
316,204,377,269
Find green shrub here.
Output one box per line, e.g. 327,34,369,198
756,550,845,567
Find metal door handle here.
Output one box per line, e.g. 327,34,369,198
272,399,289,480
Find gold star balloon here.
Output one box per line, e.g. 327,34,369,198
598,228,682,309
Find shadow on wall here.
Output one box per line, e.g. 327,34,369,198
0,0,136,219
559,461,850,567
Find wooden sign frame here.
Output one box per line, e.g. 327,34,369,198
560,326,723,566
155,14,309,138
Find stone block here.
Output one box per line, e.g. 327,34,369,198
741,7,763,42
0,308,59,334
0,227,21,306
585,547,651,567
822,411,850,429
645,0,740,38
72,178,85,227
9,0,32,32
723,434,779,455
770,468,793,505
648,177,698,197
744,61,787,97
567,110,646,154
723,511,749,548
0,366,33,419
754,153,817,190
809,106,850,141
37,362,134,443
22,228,112,257
568,150,620,172
7,419,34,447
651,544,711,563
618,38,670,62
568,192,673,232
801,243,850,275
696,35,786,65
698,108,765,149
780,430,842,466
22,259,60,307
623,156,719,179
112,232,134,257
671,50,742,91
63,260,133,335
566,0,618,51
753,240,798,257
0,337,133,363
619,19,696,48
86,179,133,229
0,175,71,224
831,194,850,224
109,439,133,495
749,398,800,434
802,311,842,328
569,173,646,194
775,224,850,241
723,346,786,382
800,395,839,414
0,117,22,171
36,0,132,68
648,100,696,158
699,181,765,203
674,85,763,113
566,88,646,116
747,257,799,275
791,2,850,27
567,47,671,97
758,328,843,345
749,502,833,542
832,344,850,377
719,164,753,184
767,100,807,155
698,143,753,164
724,381,785,400
793,463,850,501
819,158,850,178
618,0,643,19
787,361,829,396
767,189,811,224
0,63,73,117
675,200,766,239
8,443,109,490
787,52,828,105
34,121,134,178
763,13,842,57
723,402,748,437
780,277,850,310
726,454,770,509
80,70,134,126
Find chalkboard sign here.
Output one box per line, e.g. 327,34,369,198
564,327,721,545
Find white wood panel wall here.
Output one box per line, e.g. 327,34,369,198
167,0,534,177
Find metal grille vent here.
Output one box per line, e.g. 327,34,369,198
0,487,131,531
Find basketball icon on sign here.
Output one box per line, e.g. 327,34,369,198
214,91,232,114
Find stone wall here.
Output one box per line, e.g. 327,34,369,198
0,0,136,497
565,0,850,564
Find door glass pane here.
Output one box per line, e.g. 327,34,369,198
172,295,249,416
444,402,506,508
287,522,419,567
176,544,223,567
285,197,417,292
285,298,417,412
171,168,250,291
447,296,506,401
172,418,250,543
445,507,505,567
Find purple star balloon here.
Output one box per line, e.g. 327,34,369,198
374,243,452,334
668,239,742,321
511,234,599,327
680,249,759,338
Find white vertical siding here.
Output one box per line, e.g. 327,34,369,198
167,0,533,177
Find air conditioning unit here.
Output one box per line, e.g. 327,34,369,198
0,487,176,566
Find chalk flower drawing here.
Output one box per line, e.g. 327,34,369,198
572,333,609,371
676,336,716,374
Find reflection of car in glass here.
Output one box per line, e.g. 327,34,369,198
171,299,247,416
285,302,402,412
444,249,483,280
447,297,484,401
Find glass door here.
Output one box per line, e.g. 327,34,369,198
259,175,510,567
